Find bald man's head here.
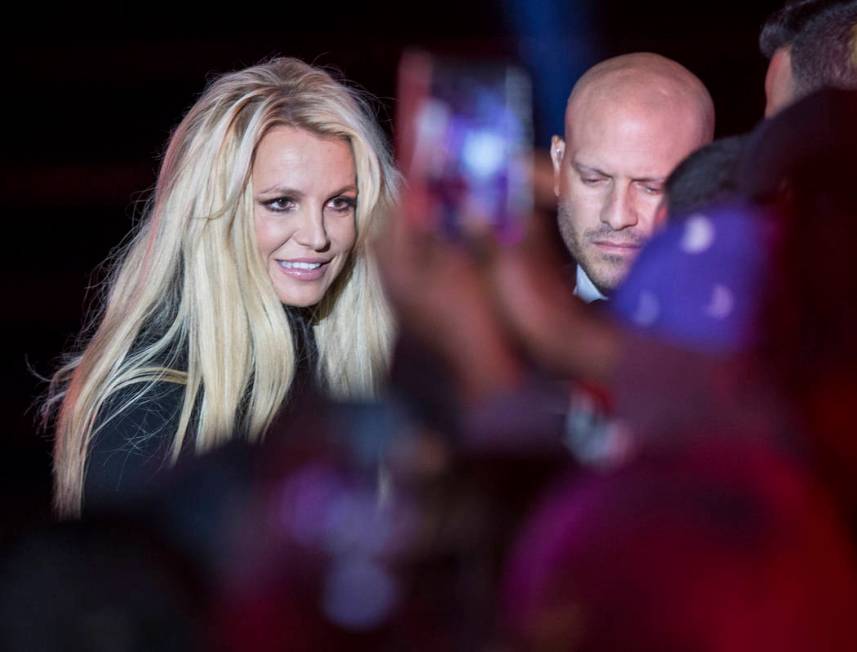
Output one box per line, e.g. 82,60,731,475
551,53,715,295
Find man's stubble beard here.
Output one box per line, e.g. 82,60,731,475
556,202,639,294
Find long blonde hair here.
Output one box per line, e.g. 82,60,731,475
45,58,399,516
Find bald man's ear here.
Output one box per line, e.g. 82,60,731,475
654,196,669,228
765,47,794,117
550,135,565,197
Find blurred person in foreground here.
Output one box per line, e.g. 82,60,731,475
42,58,399,517
441,99,857,642
660,135,747,220
737,87,857,525
0,519,207,651
502,437,857,651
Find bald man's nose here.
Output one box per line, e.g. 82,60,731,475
601,185,638,230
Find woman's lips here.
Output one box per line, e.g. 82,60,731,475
276,259,330,281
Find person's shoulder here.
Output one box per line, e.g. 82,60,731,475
84,380,187,512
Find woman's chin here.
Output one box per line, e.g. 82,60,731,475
273,282,327,308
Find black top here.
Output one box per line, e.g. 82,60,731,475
83,309,320,514
84,381,186,511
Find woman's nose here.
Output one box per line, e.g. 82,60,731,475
294,207,330,251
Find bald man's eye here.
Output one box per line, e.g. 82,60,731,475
640,183,664,195
580,176,607,186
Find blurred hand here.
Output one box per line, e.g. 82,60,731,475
376,200,522,404
377,149,620,399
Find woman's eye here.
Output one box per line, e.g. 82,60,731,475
328,196,357,212
263,196,297,212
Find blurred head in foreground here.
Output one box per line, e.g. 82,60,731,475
503,439,857,651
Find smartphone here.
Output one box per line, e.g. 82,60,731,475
397,51,533,244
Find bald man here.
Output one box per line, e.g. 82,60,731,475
551,53,715,300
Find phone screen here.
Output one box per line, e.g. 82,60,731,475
397,51,533,244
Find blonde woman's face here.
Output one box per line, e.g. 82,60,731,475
253,126,358,307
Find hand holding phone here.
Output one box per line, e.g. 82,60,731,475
397,51,533,245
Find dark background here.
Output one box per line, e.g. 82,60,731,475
3,1,779,529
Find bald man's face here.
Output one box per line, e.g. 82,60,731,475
552,97,707,294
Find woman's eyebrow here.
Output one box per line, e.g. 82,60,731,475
256,185,358,196
328,184,358,196
256,185,304,196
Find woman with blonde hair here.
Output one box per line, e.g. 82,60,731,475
44,57,398,516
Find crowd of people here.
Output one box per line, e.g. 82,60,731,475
4,0,857,649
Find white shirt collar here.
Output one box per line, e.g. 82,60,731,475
574,265,608,303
